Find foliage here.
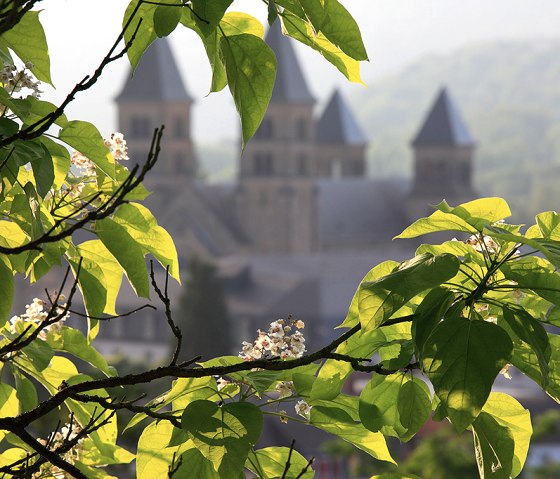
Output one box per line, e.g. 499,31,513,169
176,256,232,360
0,2,558,479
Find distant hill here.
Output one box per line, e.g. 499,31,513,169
350,39,560,221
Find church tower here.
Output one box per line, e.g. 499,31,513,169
236,22,317,254
406,87,477,220
316,89,368,178
116,38,196,190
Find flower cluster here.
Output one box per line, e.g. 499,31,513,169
0,62,42,99
104,132,129,161
71,150,96,176
33,421,85,478
71,132,129,177
9,296,68,340
239,318,306,360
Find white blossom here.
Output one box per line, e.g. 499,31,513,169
466,234,498,254
216,377,230,391
104,132,129,161
295,400,312,420
275,381,295,398
500,363,512,380
239,317,306,360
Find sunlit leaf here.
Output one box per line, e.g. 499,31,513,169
219,33,276,147
247,447,314,479
59,120,115,179
95,218,150,298
153,1,181,37
422,318,512,431
310,406,395,463
0,11,51,84
181,400,263,479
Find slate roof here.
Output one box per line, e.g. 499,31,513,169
317,89,367,145
266,21,315,104
116,38,192,102
412,87,474,147
316,177,410,247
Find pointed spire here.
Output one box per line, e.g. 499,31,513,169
317,89,367,145
265,21,314,104
412,87,474,147
116,38,192,102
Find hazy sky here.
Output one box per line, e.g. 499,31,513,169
39,1,560,142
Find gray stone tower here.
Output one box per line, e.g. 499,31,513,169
236,22,317,254
406,87,477,220
316,89,368,178
116,38,197,189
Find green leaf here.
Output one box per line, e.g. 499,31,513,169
339,260,398,329
0,11,52,84
412,287,456,360
297,0,368,61
247,447,314,479
267,0,278,26
510,334,560,403
174,449,220,478
123,0,157,71
501,257,560,306
181,400,263,479
219,33,276,148
422,318,513,431
282,13,363,84
112,203,180,281
19,97,68,128
0,254,13,326
358,253,460,330
153,2,181,37
95,218,150,298
191,0,233,36
535,211,560,239
472,412,514,479
481,393,532,478
40,137,70,190
59,120,115,178
47,327,111,375
66,240,124,318
370,474,422,479
359,374,431,442
13,370,38,414
0,221,28,249
29,142,54,198
0,383,18,443
221,12,265,38
359,373,406,439
435,197,511,232
137,421,191,479
395,209,477,239
397,377,432,441
310,406,395,464
502,306,550,386
485,225,560,270
180,9,227,93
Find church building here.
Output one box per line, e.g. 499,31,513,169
108,22,478,357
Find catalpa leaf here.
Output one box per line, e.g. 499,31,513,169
123,0,157,71
422,318,513,431
481,393,532,478
220,33,276,148
358,253,459,330
282,12,363,84
0,11,51,84
181,400,262,479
